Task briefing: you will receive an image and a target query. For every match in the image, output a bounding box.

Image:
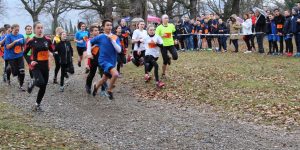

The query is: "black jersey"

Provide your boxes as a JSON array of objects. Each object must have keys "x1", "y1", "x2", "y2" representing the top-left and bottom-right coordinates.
[{"x1": 25, "y1": 36, "x2": 53, "y2": 62}]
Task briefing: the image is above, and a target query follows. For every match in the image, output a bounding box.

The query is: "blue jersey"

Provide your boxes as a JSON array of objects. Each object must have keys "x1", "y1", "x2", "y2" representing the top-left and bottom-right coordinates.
[
  {"x1": 75, "y1": 30, "x2": 89, "y2": 47},
  {"x1": 4, "y1": 33, "x2": 25, "y2": 60},
  {"x1": 90, "y1": 34, "x2": 121, "y2": 67}
]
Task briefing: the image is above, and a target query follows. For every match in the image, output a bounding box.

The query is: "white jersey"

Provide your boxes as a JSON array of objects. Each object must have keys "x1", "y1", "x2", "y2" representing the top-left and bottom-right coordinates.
[
  {"x1": 132, "y1": 29, "x2": 147, "y2": 51},
  {"x1": 144, "y1": 34, "x2": 163, "y2": 58}
]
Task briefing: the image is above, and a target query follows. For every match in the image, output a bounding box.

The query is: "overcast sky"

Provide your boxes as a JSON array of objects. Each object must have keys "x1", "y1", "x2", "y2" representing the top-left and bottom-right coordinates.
[{"x1": 0, "y1": 0, "x2": 81, "y2": 34}]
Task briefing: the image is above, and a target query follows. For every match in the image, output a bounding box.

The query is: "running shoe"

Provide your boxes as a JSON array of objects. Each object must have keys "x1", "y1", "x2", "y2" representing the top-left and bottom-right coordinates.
[
  {"x1": 244, "y1": 51, "x2": 252, "y2": 54},
  {"x1": 32, "y1": 103, "x2": 43, "y2": 112},
  {"x1": 92, "y1": 84, "x2": 98, "y2": 97},
  {"x1": 127, "y1": 55, "x2": 133, "y2": 63},
  {"x1": 59, "y1": 86, "x2": 64, "y2": 92},
  {"x1": 85, "y1": 67, "x2": 90, "y2": 74},
  {"x1": 100, "y1": 91, "x2": 109, "y2": 97},
  {"x1": 27, "y1": 80, "x2": 34, "y2": 94},
  {"x1": 294, "y1": 52, "x2": 300, "y2": 57},
  {"x1": 65, "y1": 73, "x2": 69, "y2": 79},
  {"x1": 287, "y1": 52, "x2": 293, "y2": 57},
  {"x1": 85, "y1": 85, "x2": 91, "y2": 94},
  {"x1": 107, "y1": 91, "x2": 114, "y2": 100},
  {"x1": 156, "y1": 81, "x2": 165, "y2": 88},
  {"x1": 144, "y1": 74, "x2": 151, "y2": 82},
  {"x1": 53, "y1": 78, "x2": 58, "y2": 84},
  {"x1": 19, "y1": 85, "x2": 26, "y2": 92}
]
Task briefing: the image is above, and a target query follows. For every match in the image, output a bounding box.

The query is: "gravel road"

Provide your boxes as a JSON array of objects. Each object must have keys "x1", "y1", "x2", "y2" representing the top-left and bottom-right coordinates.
[{"x1": 1, "y1": 66, "x2": 300, "y2": 150}]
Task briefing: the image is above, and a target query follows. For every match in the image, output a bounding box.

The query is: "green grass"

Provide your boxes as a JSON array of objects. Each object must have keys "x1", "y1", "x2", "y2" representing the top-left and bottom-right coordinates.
[
  {"x1": 0, "y1": 102, "x2": 99, "y2": 149},
  {"x1": 121, "y1": 51, "x2": 300, "y2": 128}
]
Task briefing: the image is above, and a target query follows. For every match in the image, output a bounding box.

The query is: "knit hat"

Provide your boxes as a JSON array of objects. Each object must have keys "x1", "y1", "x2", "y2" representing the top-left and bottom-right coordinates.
[{"x1": 293, "y1": 7, "x2": 299, "y2": 13}]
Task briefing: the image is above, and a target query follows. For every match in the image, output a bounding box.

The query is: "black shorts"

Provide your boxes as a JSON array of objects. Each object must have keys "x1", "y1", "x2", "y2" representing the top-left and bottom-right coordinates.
[
  {"x1": 8, "y1": 57, "x2": 25, "y2": 76},
  {"x1": 77, "y1": 46, "x2": 86, "y2": 56}
]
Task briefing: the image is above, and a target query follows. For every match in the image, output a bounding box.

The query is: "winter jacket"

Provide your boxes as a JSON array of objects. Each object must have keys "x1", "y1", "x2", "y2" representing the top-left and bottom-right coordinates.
[
  {"x1": 54, "y1": 40, "x2": 73, "y2": 65},
  {"x1": 274, "y1": 14, "x2": 285, "y2": 34},
  {"x1": 242, "y1": 19, "x2": 253, "y2": 35}
]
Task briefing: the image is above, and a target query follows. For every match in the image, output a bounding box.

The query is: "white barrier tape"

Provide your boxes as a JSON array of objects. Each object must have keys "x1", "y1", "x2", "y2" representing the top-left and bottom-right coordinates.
[{"x1": 175, "y1": 32, "x2": 295, "y2": 36}]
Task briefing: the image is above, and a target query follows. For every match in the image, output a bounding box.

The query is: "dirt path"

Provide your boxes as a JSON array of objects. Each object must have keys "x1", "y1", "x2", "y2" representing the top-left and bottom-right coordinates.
[{"x1": 1, "y1": 66, "x2": 300, "y2": 150}]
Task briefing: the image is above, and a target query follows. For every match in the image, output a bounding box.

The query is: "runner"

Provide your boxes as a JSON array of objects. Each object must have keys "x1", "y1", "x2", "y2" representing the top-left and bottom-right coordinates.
[
  {"x1": 75, "y1": 22, "x2": 88, "y2": 69},
  {"x1": 4, "y1": 24, "x2": 26, "y2": 90},
  {"x1": 131, "y1": 21, "x2": 147, "y2": 67},
  {"x1": 23, "y1": 25, "x2": 35, "y2": 79},
  {"x1": 155, "y1": 14, "x2": 178, "y2": 78},
  {"x1": 89, "y1": 19, "x2": 122, "y2": 100},
  {"x1": 144, "y1": 25, "x2": 165, "y2": 88},
  {"x1": 54, "y1": 31, "x2": 73, "y2": 92},
  {"x1": 53, "y1": 27, "x2": 66, "y2": 84},
  {"x1": 120, "y1": 19, "x2": 130, "y2": 55},
  {"x1": 115, "y1": 25, "x2": 125, "y2": 75},
  {"x1": 0, "y1": 27, "x2": 7, "y2": 82},
  {"x1": 2, "y1": 24, "x2": 12, "y2": 84},
  {"x1": 86, "y1": 24, "x2": 108, "y2": 96},
  {"x1": 26, "y1": 22, "x2": 54, "y2": 112}
]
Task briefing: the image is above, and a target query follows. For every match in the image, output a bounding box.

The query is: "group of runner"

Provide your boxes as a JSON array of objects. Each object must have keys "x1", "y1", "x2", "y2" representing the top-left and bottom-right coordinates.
[{"x1": 0, "y1": 14, "x2": 178, "y2": 112}]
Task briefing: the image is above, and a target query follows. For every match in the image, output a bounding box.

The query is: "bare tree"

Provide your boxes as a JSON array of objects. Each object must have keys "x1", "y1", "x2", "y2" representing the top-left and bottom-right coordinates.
[
  {"x1": 63, "y1": 0, "x2": 114, "y2": 19},
  {"x1": 44, "y1": 0, "x2": 71, "y2": 34},
  {"x1": 129, "y1": 0, "x2": 147, "y2": 20},
  {"x1": 20, "y1": 0, "x2": 52, "y2": 22}
]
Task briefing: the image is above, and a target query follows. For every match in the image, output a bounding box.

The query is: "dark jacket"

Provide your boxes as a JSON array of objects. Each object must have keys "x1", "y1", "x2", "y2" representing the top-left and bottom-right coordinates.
[
  {"x1": 283, "y1": 16, "x2": 292, "y2": 35},
  {"x1": 55, "y1": 40, "x2": 73, "y2": 65},
  {"x1": 255, "y1": 14, "x2": 266, "y2": 33},
  {"x1": 291, "y1": 14, "x2": 300, "y2": 33},
  {"x1": 182, "y1": 21, "x2": 193, "y2": 34},
  {"x1": 274, "y1": 14, "x2": 285, "y2": 34},
  {"x1": 217, "y1": 22, "x2": 229, "y2": 34}
]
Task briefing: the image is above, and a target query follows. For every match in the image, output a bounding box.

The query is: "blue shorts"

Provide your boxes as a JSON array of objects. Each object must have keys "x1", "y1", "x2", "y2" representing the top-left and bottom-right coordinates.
[{"x1": 99, "y1": 62, "x2": 115, "y2": 78}]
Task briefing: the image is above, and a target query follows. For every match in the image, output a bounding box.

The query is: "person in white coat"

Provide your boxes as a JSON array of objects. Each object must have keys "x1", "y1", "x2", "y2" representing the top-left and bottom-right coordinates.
[{"x1": 242, "y1": 13, "x2": 253, "y2": 53}]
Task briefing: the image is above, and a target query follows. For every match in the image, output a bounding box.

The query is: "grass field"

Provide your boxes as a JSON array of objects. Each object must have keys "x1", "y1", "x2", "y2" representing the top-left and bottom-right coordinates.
[
  {"x1": 121, "y1": 50, "x2": 300, "y2": 129},
  {"x1": 0, "y1": 101, "x2": 98, "y2": 149}
]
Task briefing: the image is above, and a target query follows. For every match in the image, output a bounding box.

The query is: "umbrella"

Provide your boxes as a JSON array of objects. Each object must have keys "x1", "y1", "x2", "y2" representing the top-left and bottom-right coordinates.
[
  {"x1": 147, "y1": 15, "x2": 161, "y2": 23},
  {"x1": 131, "y1": 18, "x2": 144, "y2": 22},
  {"x1": 236, "y1": 17, "x2": 244, "y2": 23},
  {"x1": 253, "y1": 7, "x2": 267, "y2": 17},
  {"x1": 122, "y1": 17, "x2": 131, "y2": 22}
]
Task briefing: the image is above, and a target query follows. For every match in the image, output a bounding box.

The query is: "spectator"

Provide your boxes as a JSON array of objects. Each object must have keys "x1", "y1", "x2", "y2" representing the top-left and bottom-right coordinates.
[
  {"x1": 242, "y1": 13, "x2": 253, "y2": 53},
  {"x1": 229, "y1": 14, "x2": 242, "y2": 53},
  {"x1": 249, "y1": 10, "x2": 256, "y2": 51},
  {"x1": 175, "y1": 19, "x2": 185, "y2": 51},
  {"x1": 267, "y1": 13, "x2": 279, "y2": 55},
  {"x1": 274, "y1": 8, "x2": 285, "y2": 55},
  {"x1": 183, "y1": 17, "x2": 194, "y2": 51},
  {"x1": 217, "y1": 18, "x2": 228, "y2": 52},
  {"x1": 291, "y1": 7, "x2": 300, "y2": 57},
  {"x1": 283, "y1": 10, "x2": 293, "y2": 57},
  {"x1": 195, "y1": 20, "x2": 202, "y2": 50},
  {"x1": 255, "y1": 9, "x2": 266, "y2": 54}
]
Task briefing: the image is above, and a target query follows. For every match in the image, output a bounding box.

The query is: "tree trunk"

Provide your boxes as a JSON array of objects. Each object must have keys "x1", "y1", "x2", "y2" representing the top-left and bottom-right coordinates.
[
  {"x1": 32, "y1": 13, "x2": 39, "y2": 22},
  {"x1": 52, "y1": 15, "x2": 59, "y2": 34},
  {"x1": 166, "y1": 0, "x2": 173, "y2": 17},
  {"x1": 231, "y1": 0, "x2": 240, "y2": 16},
  {"x1": 103, "y1": 0, "x2": 113, "y2": 19},
  {"x1": 129, "y1": 0, "x2": 147, "y2": 21},
  {"x1": 189, "y1": 0, "x2": 197, "y2": 19}
]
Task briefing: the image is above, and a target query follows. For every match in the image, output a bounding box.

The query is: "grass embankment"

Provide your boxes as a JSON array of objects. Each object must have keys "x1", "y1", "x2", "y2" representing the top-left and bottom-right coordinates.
[{"x1": 121, "y1": 51, "x2": 300, "y2": 129}]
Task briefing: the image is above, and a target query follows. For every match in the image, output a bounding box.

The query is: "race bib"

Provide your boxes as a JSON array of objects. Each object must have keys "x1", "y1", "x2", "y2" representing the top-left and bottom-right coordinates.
[
  {"x1": 14, "y1": 45, "x2": 22, "y2": 54},
  {"x1": 109, "y1": 35, "x2": 118, "y2": 41},
  {"x1": 83, "y1": 36, "x2": 89, "y2": 42},
  {"x1": 37, "y1": 51, "x2": 49, "y2": 61},
  {"x1": 148, "y1": 42, "x2": 157, "y2": 48},
  {"x1": 205, "y1": 29, "x2": 209, "y2": 34},
  {"x1": 277, "y1": 24, "x2": 283, "y2": 29},
  {"x1": 163, "y1": 33, "x2": 172, "y2": 38},
  {"x1": 92, "y1": 46, "x2": 99, "y2": 56}
]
